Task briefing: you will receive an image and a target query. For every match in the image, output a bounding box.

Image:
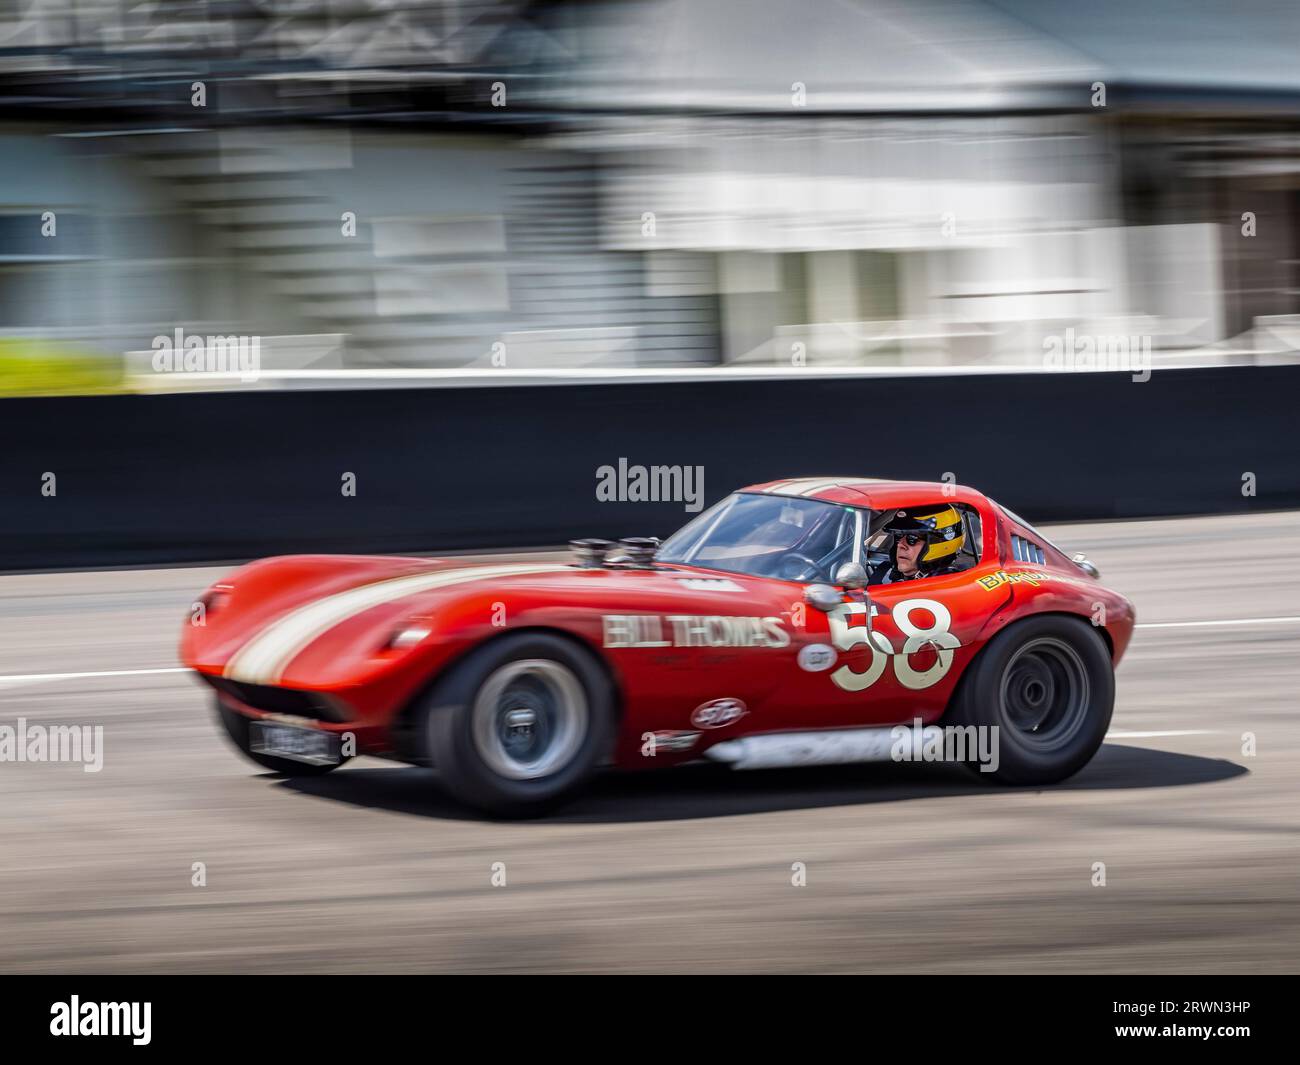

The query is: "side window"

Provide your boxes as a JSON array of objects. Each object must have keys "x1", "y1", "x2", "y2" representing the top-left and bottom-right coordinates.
[
  {"x1": 954, "y1": 507, "x2": 982, "y2": 570},
  {"x1": 867, "y1": 502, "x2": 982, "y2": 584}
]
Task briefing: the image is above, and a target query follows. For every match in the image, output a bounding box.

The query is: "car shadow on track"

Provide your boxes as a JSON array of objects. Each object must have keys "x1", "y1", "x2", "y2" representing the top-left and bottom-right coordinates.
[{"x1": 275, "y1": 743, "x2": 1247, "y2": 824}]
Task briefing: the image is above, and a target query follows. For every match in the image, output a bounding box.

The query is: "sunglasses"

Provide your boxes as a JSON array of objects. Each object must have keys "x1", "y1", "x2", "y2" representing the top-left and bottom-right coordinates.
[{"x1": 896, "y1": 532, "x2": 927, "y2": 546}]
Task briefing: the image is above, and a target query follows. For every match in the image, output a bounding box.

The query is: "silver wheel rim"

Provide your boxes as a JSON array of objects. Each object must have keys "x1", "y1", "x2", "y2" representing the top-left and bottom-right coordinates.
[
  {"x1": 998, "y1": 636, "x2": 1091, "y2": 751},
  {"x1": 471, "y1": 659, "x2": 589, "y2": 780}
]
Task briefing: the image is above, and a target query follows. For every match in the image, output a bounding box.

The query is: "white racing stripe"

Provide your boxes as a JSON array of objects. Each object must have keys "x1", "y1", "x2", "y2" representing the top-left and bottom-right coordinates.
[
  {"x1": 763, "y1": 477, "x2": 860, "y2": 498},
  {"x1": 763, "y1": 477, "x2": 825, "y2": 495},
  {"x1": 798, "y1": 479, "x2": 853, "y2": 496},
  {"x1": 223, "y1": 563, "x2": 566, "y2": 685}
]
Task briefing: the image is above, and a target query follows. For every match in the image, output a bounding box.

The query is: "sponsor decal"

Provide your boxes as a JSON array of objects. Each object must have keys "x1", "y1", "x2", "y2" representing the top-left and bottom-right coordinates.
[
  {"x1": 602, "y1": 614, "x2": 790, "y2": 649},
  {"x1": 977, "y1": 570, "x2": 1053, "y2": 591},
  {"x1": 691, "y1": 697, "x2": 748, "y2": 729},
  {"x1": 675, "y1": 577, "x2": 744, "y2": 592},
  {"x1": 648, "y1": 730, "x2": 700, "y2": 753},
  {"x1": 797, "y1": 643, "x2": 837, "y2": 672}
]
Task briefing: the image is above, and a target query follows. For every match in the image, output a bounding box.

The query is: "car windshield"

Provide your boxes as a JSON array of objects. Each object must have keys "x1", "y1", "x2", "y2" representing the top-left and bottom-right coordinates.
[{"x1": 657, "y1": 492, "x2": 864, "y2": 582}]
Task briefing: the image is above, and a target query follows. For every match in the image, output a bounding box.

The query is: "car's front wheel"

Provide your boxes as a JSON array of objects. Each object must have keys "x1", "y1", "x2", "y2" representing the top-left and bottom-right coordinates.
[
  {"x1": 946, "y1": 615, "x2": 1114, "y2": 785},
  {"x1": 422, "y1": 633, "x2": 616, "y2": 816}
]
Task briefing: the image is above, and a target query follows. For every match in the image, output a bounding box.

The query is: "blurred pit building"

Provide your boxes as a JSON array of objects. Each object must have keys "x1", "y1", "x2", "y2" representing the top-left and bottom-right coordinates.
[{"x1": 2, "y1": 0, "x2": 1300, "y2": 382}]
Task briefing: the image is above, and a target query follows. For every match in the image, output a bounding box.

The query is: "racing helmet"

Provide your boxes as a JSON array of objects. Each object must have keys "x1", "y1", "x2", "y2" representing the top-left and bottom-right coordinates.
[{"x1": 889, "y1": 505, "x2": 965, "y2": 569}]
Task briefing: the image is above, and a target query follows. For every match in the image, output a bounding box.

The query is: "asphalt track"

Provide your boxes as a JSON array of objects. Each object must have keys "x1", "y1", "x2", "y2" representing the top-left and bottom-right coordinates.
[{"x1": 0, "y1": 511, "x2": 1297, "y2": 974}]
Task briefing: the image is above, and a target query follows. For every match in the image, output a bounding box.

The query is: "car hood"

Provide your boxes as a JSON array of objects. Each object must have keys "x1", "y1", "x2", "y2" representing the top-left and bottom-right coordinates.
[
  {"x1": 185, "y1": 554, "x2": 798, "y2": 688},
  {"x1": 186, "y1": 555, "x2": 558, "y2": 675}
]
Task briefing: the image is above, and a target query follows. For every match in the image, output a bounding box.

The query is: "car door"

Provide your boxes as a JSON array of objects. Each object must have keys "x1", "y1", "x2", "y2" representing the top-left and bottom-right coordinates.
[
  {"x1": 777, "y1": 500, "x2": 993, "y2": 729},
  {"x1": 855, "y1": 568, "x2": 985, "y2": 725}
]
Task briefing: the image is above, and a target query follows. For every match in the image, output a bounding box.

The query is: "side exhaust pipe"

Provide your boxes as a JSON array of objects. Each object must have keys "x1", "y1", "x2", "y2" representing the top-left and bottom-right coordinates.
[{"x1": 704, "y1": 726, "x2": 945, "y2": 771}]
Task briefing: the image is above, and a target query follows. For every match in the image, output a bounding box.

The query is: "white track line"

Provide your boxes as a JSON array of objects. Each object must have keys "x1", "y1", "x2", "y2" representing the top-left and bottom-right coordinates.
[
  {"x1": 1105, "y1": 729, "x2": 1219, "y2": 739},
  {"x1": 0, "y1": 667, "x2": 188, "y2": 687},
  {"x1": 1137, "y1": 616, "x2": 1300, "y2": 629}
]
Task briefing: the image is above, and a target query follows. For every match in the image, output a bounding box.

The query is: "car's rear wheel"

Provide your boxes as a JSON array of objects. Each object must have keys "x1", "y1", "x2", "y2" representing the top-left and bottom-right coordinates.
[
  {"x1": 946, "y1": 615, "x2": 1113, "y2": 785},
  {"x1": 423, "y1": 633, "x2": 615, "y2": 816},
  {"x1": 214, "y1": 697, "x2": 345, "y2": 777}
]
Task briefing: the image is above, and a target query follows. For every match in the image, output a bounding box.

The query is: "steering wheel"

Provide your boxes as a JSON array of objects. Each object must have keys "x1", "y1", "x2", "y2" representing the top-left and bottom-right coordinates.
[{"x1": 777, "y1": 551, "x2": 824, "y2": 582}]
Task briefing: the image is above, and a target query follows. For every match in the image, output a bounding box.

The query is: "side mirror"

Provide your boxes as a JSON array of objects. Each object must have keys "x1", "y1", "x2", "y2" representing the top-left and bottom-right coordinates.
[
  {"x1": 1071, "y1": 553, "x2": 1099, "y2": 578},
  {"x1": 834, "y1": 561, "x2": 869, "y2": 590},
  {"x1": 804, "y1": 562, "x2": 871, "y2": 614},
  {"x1": 803, "y1": 584, "x2": 842, "y2": 612}
]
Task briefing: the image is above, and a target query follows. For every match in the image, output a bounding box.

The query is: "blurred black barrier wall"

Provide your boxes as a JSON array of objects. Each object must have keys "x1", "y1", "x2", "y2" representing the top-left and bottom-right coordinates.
[{"x1": 2, "y1": 366, "x2": 1297, "y2": 570}]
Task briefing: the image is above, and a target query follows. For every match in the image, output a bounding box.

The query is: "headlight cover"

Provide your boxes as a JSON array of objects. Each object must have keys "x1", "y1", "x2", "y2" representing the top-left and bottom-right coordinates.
[{"x1": 383, "y1": 623, "x2": 432, "y2": 652}]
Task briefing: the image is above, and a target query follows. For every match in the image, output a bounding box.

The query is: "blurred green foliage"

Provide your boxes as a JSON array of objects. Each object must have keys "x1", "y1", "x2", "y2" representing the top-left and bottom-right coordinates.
[{"x1": 0, "y1": 340, "x2": 125, "y2": 396}]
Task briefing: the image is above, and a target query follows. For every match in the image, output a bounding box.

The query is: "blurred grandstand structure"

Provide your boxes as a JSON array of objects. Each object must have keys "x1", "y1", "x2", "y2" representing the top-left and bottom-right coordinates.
[{"x1": 3, "y1": 0, "x2": 1300, "y2": 383}]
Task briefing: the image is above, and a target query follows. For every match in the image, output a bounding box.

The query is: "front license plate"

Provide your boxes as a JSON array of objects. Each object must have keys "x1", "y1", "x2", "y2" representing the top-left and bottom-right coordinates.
[{"x1": 249, "y1": 721, "x2": 340, "y2": 766}]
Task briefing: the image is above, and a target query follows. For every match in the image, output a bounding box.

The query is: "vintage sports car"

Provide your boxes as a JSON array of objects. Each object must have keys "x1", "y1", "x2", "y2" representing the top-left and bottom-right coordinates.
[{"x1": 181, "y1": 478, "x2": 1135, "y2": 815}]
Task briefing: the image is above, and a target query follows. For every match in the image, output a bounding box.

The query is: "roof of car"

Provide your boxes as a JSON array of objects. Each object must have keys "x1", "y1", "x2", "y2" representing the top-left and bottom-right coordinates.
[{"x1": 741, "y1": 477, "x2": 988, "y2": 510}]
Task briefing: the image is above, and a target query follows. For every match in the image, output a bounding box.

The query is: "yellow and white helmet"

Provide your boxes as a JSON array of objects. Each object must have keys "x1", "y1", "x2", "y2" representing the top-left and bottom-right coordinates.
[{"x1": 890, "y1": 505, "x2": 965, "y2": 568}]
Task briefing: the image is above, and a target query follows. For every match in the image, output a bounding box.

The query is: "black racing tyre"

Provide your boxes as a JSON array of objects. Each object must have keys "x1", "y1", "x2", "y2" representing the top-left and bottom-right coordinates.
[
  {"x1": 214, "y1": 697, "x2": 345, "y2": 777},
  {"x1": 422, "y1": 632, "x2": 616, "y2": 817},
  {"x1": 946, "y1": 614, "x2": 1114, "y2": 786}
]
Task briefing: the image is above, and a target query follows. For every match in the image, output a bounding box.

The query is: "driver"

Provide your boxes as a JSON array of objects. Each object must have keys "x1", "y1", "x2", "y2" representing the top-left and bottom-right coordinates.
[{"x1": 870, "y1": 506, "x2": 965, "y2": 584}]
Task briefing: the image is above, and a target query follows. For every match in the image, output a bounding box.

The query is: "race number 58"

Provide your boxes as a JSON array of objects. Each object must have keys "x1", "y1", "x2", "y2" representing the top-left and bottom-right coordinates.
[{"x1": 827, "y1": 598, "x2": 960, "y2": 692}]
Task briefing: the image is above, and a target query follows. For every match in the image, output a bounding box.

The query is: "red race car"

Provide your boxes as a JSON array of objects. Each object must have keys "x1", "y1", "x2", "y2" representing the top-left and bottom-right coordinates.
[{"x1": 182, "y1": 478, "x2": 1135, "y2": 815}]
